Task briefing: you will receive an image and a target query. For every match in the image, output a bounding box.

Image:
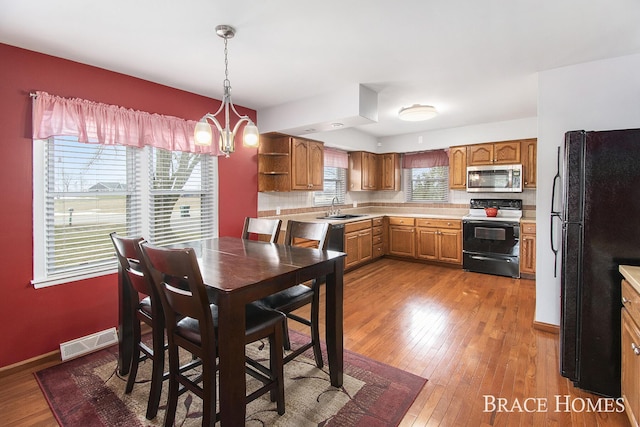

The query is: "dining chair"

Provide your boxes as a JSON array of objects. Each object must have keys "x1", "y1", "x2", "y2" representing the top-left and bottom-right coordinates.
[
  {"x1": 241, "y1": 217, "x2": 282, "y2": 243},
  {"x1": 138, "y1": 241, "x2": 286, "y2": 427},
  {"x1": 109, "y1": 232, "x2": 165, "y2": 420},
  {"x1": 259, "y1": 220, "x2": 330, "y2": 368}
]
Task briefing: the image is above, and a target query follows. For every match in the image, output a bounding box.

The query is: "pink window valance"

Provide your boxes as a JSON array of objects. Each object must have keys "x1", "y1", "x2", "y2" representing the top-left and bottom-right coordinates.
[
  {"x1": 324, "y1": 147, "x2": 349, "y2": 169},
  {"x1": 402, "y1": 149, "x2": 449, "y2": 169},
  {"x1": 32, "y1": 91, "x2": 223, "y2": 155}
]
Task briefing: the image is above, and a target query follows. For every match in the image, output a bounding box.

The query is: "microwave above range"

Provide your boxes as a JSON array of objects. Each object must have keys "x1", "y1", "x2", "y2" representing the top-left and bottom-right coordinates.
[{"x1": 466, "y1": 164, "x2": 522, "y2": 193}]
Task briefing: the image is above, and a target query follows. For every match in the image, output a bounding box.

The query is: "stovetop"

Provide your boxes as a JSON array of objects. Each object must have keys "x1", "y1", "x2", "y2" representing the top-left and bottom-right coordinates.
[{"x1": 463, "y1": 198, "x2": 523, "y2": 223}]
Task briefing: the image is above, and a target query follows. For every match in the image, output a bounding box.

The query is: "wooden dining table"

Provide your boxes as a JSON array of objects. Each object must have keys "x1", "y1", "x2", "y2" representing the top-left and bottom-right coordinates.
[{"x1": 117, "y1": 236, "x2": 345, "y2": 426}]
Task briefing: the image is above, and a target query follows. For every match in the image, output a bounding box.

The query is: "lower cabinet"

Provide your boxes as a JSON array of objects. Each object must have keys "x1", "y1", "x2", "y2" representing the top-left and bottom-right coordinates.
[
  {"x1": 415, "y1": 219, "x2": 462, "y2": 265},
  {"x1": 622, "y1": 277, "x2": 640, "y2": 427},
  {"x1": 388, "y1": 217, "x2": 416, "y2": 258},
  {"x1": 344, "y1": 219, "x2": 373, "y2": 270},
  {"x1": 520, "y1": 221, "x2": 536, "y2": 277},
  {"x1": 372, "y1": 217, "x2": 384, "y2": 259}
]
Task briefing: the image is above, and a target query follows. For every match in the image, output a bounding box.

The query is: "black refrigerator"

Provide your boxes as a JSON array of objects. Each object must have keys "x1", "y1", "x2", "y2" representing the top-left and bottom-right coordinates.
[{"x1": 551, "y1": 128, "x2": 640, "y2": 397}]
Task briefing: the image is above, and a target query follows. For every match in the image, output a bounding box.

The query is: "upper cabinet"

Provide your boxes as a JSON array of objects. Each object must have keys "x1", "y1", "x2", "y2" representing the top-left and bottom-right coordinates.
[
  {"x1": 258, "y1": 133, "x2": 324, "y2": 192},
  {"x1": 349, "y1": 151, "x2": 401, "y2": 191},
  {"x1": 521, "y1": 138, "x2": 537, "y2": 189},
  {"x1": 448, "y1": 146, "x2": 467, "y2": 189},
  {"x1": 467, "y1": 140, "x2": 521, "y2": 166},
  {"x1": 378, "y1": 153, "x2": 401, "y2": 191}
]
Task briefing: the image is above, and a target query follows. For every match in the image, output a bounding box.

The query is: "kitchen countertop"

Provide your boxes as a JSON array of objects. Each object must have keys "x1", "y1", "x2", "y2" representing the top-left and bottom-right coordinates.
[{"x1": 620, "y1": 265, "x2": 640, "y2": 294}]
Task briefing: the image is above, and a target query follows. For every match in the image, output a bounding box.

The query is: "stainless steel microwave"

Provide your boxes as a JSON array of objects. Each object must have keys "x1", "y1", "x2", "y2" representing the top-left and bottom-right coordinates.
[{"x1": 466, "y1": 164, "x2": 522, "y2": 192}]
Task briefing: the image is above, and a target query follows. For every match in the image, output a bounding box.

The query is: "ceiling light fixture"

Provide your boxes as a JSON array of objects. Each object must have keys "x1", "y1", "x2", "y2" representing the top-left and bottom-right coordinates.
[
  {"x1": 194, "y1": 25, "x2": 259, "y2": 156},
  {"x1": 398, "y1": 104, "x2": 438, "y2": 122}
]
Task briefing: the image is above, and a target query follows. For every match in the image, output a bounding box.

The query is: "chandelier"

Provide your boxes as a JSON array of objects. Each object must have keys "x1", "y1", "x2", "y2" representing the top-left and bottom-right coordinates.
[{"x1": 194, "y1": 25, "x2": 259, "y2": 156}]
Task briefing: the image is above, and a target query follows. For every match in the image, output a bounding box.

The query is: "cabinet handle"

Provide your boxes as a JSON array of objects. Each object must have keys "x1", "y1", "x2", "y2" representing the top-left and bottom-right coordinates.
[
  {"x1": 623, "y1": 297, "x2": 630, "y2": 304},
  {"x1": 632, "y1": 343, "x2": 640, "y2": 356}
]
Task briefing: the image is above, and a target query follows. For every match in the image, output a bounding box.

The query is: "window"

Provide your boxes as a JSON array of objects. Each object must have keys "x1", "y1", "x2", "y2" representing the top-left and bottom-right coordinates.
[
  {"x1": 404, "y1": 166, "x2": 449, "y2": 202},
  {"x1": 33, "y1": 136, "x2": 217, "y2": 288},
  {"x1": 314, "y1": 166, "x2": 346, "y2": 206}
]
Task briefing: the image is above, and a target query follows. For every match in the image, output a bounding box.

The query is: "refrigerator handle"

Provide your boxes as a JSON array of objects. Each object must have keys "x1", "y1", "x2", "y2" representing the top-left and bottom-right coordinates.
[{"x1": 550, "y1": 146, "x2": 561, "y2": 277}]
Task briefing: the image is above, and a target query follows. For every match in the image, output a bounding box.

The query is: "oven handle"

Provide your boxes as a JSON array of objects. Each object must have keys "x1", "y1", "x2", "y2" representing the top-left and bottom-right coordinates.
[
  {"x1": 463, "y1": 220, "x2": 520, "y2": 228},
  {"x1": 469, "y1": 255, "x2": 512, "y2": 262}
]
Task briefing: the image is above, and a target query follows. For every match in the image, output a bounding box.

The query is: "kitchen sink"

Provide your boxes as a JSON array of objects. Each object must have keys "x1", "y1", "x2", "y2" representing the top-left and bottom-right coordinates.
[{"x1": 317, "y1": 214, "x2": 367, "y2": 220}]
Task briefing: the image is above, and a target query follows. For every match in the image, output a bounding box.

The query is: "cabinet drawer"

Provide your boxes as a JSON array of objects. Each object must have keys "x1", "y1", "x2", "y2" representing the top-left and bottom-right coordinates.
[
  {"x1": 372, "y1": 217, "x2": 383, "y2": 227},
  {"x1": 415, "y1": 218, "x2": 461, "y2": 229},
  {"x1": 344, "y1": 219, "x2": 372, "y2": 233},
  {"x1": 522, "y1": 222, "x2": 537, "y2": 234},
  {"x1": 372, "y1": 226, "x2": 383, "y2": 236},
  {"x1": 372, "y1": 234, "x2": 383, "y2": 245},
  {"x1": 373, "y1": 243, "x2": 384, "y2": 258},
  {"x1": 388, "y1": 217, "x2": 415, "y2": 226},
  {"x1": 623, "y1": 279, "x2": 640, "y2": 324}
]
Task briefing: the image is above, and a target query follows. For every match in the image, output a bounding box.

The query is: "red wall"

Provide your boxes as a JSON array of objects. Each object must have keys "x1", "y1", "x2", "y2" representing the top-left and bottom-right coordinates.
[{"x1": 0, "y1": 43, "x2": 258, "y2": 368}]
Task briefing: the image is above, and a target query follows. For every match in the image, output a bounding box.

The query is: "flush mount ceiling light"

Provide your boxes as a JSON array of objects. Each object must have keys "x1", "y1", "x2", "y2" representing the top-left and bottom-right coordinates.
[
  {"x1": 194, "y1": 25, "x2": 259, "y2": 156},
  {"x1": 398, "y1": 104, "x2": 438, "y2": 122}
]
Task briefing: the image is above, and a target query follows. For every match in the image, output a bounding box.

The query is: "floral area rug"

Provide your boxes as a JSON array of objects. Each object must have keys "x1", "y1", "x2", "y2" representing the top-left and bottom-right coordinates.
[{"x1": 35, "y1": 330, "x2": 426, "y2": 426}]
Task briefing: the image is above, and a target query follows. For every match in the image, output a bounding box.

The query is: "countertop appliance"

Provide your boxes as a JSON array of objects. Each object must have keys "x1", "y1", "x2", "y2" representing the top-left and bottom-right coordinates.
[
  {"x1": 466, "y1": 164, "x2": 522, "y2": 193},
  {"x1": 552, "y1": 128, "x2": 640, "y2": 398},
  {"x1": 462, "y1": 198, "x2": 522, "y2": 278}
]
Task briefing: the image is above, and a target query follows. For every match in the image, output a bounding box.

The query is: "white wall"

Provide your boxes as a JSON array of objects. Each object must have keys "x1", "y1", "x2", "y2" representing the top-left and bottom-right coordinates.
[{"x1": 536, "y1": 53, "x2": 640, "y2": 326}]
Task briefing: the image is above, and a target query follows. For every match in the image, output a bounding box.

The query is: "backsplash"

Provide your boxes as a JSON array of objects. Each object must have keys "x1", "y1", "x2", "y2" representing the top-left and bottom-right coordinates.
[{"x1": 258, "y1": 189, "x2": 536, "y2": 216}]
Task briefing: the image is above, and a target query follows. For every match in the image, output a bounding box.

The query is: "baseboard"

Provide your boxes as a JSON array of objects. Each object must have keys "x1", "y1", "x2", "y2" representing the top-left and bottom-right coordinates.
[
  {"x1": 0, "y1": 350, "x2": 61, "y2": 379},
  {"x1": 533, "y1": 321, "x2": 559, "y2": 334}
]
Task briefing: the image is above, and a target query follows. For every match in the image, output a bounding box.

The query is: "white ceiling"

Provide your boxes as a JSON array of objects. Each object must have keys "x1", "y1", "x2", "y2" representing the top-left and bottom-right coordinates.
[{"x1": 2, "y1": 0, "x2": 640, "y2": 138}]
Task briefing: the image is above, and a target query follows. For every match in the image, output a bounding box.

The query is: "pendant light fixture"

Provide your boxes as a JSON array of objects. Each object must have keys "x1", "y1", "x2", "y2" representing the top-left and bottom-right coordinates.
[
  {"x1": 194, "y1": 25, "x2": 259, "y2": 156},
  {"x1": 398, "y1": 104, "x2": 438, "y2": 121}
]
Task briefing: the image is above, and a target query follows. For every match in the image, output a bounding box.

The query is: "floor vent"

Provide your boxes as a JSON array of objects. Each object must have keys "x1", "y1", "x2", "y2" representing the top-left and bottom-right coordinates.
[{"x1": 60, "y1": 327, "x2": 118, "y2": 361}]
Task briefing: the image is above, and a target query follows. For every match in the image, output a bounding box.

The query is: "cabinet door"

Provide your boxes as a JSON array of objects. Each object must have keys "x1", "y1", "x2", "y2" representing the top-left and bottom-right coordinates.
[
  {"x1": 522, "y1": 138, "x2": 537, "y2": 188},
  {"x1": 362, "y1": 152, "x2": 377, "y2": 190},
  {"x1": 520, "y1": 234, "x2": 536, "y2": 274},
  {"x1": 308, "y1": 141, "x2": 324, "y2": 190},
  {"x1": 379, "y1": 153, "x2": 400, "y2": 191},
  {"x1": 439, "y1": 229, "x2": 462, "y2": 264},
  {"x1": 493, "y1": 141, "x2": 521, "y2": 164},
  {"x1": 344, "y1": 231, "x2": 361, "y2": 269},
  {"x1": 291, "y1": 138, "x2": 310, "y2": 190},
  {"x1": 416, "y1": 228, "x2": 438, "y2": 260},
  {"x1": 359, "y1": 228, "x2": 373, "y2": 263},
  {"x1": 622, "y1": 308, "x2": 640, "y2": 427},
  {"x1": 448, "y1": 146, "x2": 467, "y2": 189},
  {"x1": 467, "y1": 144, "x2": 494, "y2": 166},
  {"x1": 389, "y1": 226, "x2": 415, "y2": 257}
]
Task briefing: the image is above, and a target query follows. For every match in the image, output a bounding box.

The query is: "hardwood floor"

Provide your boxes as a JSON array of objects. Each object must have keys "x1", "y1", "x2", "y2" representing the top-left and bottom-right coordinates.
[{"x1": 0, "y1": 258, "x2": 631, "y2": 426}]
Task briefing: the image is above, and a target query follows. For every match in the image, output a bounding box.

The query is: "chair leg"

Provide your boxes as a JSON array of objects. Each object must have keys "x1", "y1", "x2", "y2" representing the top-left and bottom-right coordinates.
[
  {"x1": 125, "y1": 320, "x2": 142, "y2": 394},
  {"x1": 311, "y1": 289, "x2": 323, "y2": 368},
  {"x1": 282, "y1": 317, "x2": 292, "y2": 351},
  {"x1": 163, "y1": 344, "x2": 180, "y2": 427},
  {"x1": 270, "y1": 325, "x2": 285, "y2": 415},
  {"x1": 201, "y1": 361, "x2": 217, "y2": 427},
  {"x1": 145, "y1": 325, "x2": 165, "y2": 419}
]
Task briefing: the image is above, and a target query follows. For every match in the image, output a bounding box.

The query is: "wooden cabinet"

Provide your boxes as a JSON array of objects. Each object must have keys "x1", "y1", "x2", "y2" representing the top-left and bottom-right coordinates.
[
  {"x1": 348, "y1": 151, "x2": 377, "y2": 191},
  {"x1": 258, "y1": 133, "x2": 324, "y2": 192},
  {"x1": 521, "y1": 138, "x2": 537, "y2": 189},
  {"x1": 388, "y1": 217, "x2": 416, "y2": 257},
  {"x1": 344, "y1": 219, "x2": 373, "y2": 269},
  {"x1": 520, "y1": 221, "x2": 536, "y2": 277},
  {"x1": 622, "y1": 277, "x2": 640, "y2": 427},
  {"x1": 467, "y1": 140, "x2": 521, "y2": 166},
  {"x1": 291, "y1": 138, "x2": 324, "y2": 190},
  {"x1": 371, "y1": 217, "x2": 385, "y2": 258},
  {"x1": 448, "y1": 146, "x2": 467, "y2": 189},
  {"x1": 415, "y1": 218, "x2": 462, "y2": 265},
  {"x1": 349, "y1": 151, "x2": 401, "y2": 191},
  {"x1": 378, "y1": 153, "x2": 401, "y2": 191}
]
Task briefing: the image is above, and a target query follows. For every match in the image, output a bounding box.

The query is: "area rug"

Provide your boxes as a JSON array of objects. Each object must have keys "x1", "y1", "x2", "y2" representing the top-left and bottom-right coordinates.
[{"x1": 35, "y1": 330, "x2": 426, "y2": 426}]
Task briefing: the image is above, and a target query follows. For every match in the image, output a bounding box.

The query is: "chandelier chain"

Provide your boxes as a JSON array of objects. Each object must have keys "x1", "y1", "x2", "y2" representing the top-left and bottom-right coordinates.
[{"x1": 223, "y1": 37, "x2": 230, "y2": 88}]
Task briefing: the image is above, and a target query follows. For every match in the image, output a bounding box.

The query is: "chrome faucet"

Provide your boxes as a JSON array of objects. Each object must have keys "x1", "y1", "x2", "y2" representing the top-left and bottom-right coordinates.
[{"x1": 329, "y1": 196, "x2": 340, "y2": 216}]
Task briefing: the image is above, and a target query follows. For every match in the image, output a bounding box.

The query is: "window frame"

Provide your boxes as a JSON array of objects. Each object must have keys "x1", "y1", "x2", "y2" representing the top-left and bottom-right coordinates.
[{"x1": 403, "y1": 165, "x2": 450, "y2": 203}]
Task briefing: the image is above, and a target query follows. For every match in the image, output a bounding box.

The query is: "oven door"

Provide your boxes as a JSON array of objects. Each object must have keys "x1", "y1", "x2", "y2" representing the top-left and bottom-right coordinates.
[{"x1": 462, "y1": 220, "x2": 520, "y2": 257}]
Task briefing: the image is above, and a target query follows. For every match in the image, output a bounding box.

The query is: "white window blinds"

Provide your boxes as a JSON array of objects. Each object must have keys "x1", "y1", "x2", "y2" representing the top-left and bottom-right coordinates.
[{"x1": 403, "y1": 167, "x2": 450, "y2": 202}]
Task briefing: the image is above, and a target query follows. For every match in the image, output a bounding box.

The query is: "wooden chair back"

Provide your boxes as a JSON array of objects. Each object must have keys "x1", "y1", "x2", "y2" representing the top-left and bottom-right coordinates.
[
  {"x1": 110, "y1": 232, "x2": 152, "y2": 297},
  {"x1": 284, "y1": 221, "x2": 330, "y2": 250},
  {"x1": 242, "y1": 217, "x2": 282, "y2": 243},
  {"x1": 138, "y1": 242, "x2": 216, "y2": 356}
]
